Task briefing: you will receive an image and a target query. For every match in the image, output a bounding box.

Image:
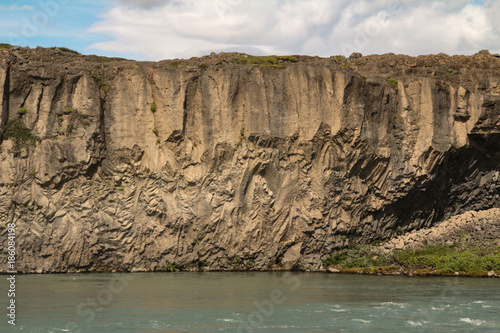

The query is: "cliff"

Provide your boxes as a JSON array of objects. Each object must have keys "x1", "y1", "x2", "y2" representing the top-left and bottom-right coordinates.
[{"x1": 0, "y1": 46, "x2": 499, "y2": 273}]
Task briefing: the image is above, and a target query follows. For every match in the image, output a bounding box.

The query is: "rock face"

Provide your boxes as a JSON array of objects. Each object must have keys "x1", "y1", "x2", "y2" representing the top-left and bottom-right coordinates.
[
  {"x1": 0, "y1": 47, "x2": 499, "y2": 273},
  {"x1": 381, "y1": 208, "x2": 500, "y2": 251}
]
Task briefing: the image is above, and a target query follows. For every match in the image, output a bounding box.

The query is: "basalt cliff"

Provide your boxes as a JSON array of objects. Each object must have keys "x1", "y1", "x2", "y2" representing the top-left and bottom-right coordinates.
[{"x1": 0, "y1": 47, "x2": 499, "y2": 273}]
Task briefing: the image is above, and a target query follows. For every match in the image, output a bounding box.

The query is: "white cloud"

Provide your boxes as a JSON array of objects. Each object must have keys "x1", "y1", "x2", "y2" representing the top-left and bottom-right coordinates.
[
  {"x1": 87, "y1": 0, "x2": 500, "y2": 60},
  {"x1": 0, "y1": 4, "x2": 35, "y2": 11}
]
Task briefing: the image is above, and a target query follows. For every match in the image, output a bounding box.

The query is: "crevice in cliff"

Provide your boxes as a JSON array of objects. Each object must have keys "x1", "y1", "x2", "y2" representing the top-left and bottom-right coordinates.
[
  {"x1": 182, "y1": 77, "x2": 198, "y2": 139},
  {"x1": 0, "y1": 65, "x2": 10, "y2": 142},
  {"x1": 20, "y1": 86, "x2": 32, "y2": 110},
  {"x1": 49, "y1": 78, "x2": 64, "y2": 136},
  {"x1": 33, "y1": 85, "x2": 44, "y2": 127}
]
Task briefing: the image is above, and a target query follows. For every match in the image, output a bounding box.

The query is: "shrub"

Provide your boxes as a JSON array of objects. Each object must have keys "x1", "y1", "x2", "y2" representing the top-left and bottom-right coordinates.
[
  {"x1": 17, "y1": 107, "x2": 27, "y2": 115},
  {"x1": 323, "y1": 243, "x2": 391, "y2": 268},
  {"x1": 165, "y1": 261, "x2": 180, "y2": 272},
  {"x1": 0, "y1": 43, "x2": 13, "y2": 50},
  {"x1": 334, "y1": 55, "x2": 346, "y2": 62},
  {"x1": 150, "y1": 103, "x2": 157, "y2": 113},
  {"x1": 62, "y1": 108, "x2": 92, "y2": 135},
  {"x1": 152, "y1": 128, "x2": 158, "y2": 135},
  {"x1": 3, "y1": 119, "x2": 41, "y2": 157},
  {"x1": 170, "y1": 60, "x2": 182, "y2": 67}
]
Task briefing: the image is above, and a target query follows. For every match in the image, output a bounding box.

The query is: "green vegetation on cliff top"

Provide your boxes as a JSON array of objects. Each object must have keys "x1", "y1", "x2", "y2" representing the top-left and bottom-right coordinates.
[{"x1": 232, "y1": 55, "x2": 298, "y2": 69}]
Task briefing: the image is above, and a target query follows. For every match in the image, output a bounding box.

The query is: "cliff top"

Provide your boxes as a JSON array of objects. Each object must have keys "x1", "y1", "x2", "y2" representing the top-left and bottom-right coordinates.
[{"x1": 2, "y1": 44, "x2": 500, "y2": 89}]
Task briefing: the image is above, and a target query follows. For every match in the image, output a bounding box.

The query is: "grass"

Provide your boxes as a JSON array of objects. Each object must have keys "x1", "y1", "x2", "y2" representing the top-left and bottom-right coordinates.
[
  {"x1": 233, "y1": 55, "x2": 278, "y2": 65},
  {"x1": 0, "y1": 43, "x2": 12, "y2": 50},
  {"x1": 277, "y1": 56, "x2": 298, "y2": 62},
  {"x1": 323, "y1": 243, "x2": 392, "y2": 268},
  {"x1": 324, "y1": 243, "x2": 500, "y2": 277},
  {"x1": 395, "y1": 245, "x2": 500, "y2": 274},
  {"x1": 234, "y1": 128, "x2": 245, "y2": 151},
  {"x1": 2, "y1": 119, "x2": 41, "y2": 157},
  {"x1": 91, "y1": 74, "x2": 110, "y2": 93},
  {"x1": 232, "y1": 55, "x2": 287, "y2": 69},
  {"x1": 387, "y1": 79, "x2": 399, "y2": 90},
  {"x1": 170, "y1": 60, "x2": 182, "y2": 67}
]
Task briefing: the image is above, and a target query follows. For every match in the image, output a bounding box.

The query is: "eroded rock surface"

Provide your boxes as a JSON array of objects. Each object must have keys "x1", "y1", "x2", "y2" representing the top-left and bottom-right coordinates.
[
  {"x1": 0, "y1": 47, "x2": 499, "y2": 273},
  {"x1": 382, "y1": 208, "x2": 500, "y2": 251}
]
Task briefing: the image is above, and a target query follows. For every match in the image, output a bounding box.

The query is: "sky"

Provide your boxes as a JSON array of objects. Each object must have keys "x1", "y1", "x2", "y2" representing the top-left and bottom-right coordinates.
[{"x1": 1, "y1": 0, "x2": 499, "y2": 61}]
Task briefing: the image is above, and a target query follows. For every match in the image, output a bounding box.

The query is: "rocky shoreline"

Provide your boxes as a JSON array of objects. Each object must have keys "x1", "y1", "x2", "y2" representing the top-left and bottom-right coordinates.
[
  {"x1": 325, "y1": 266, "x2": 499, "y2": 278},
  {"x1": 322, "y1": 209, "x2": 500, "y2": 278}
]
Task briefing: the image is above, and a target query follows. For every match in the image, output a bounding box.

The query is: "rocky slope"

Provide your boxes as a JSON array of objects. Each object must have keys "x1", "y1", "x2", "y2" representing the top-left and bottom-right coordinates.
[
  {"x1": 0, "y1": 46, "x2": 499, "y2": 273},
  {"x1": 381, "y1": 208, "x2": 500, "y2": 251}
]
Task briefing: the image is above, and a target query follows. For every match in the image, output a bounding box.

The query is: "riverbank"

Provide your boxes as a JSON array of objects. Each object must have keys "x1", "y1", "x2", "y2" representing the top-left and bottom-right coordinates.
[{"x1": 323, "y1": 243, "x2": 500, "y2": 278}]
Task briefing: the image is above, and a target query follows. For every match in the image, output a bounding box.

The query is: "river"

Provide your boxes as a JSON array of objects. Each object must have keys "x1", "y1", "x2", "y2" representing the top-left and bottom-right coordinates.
[{"x1": 2, "y1": 272, "x2": 499, "y2": 332}]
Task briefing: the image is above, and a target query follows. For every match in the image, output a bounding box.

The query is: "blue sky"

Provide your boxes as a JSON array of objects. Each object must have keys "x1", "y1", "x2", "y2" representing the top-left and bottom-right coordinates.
[{"x1": 1, "y1": 0, "x2": 499, "y2": 61}]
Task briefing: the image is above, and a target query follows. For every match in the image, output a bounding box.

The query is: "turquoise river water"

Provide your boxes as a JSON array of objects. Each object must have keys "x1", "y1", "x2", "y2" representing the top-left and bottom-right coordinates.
[{"x1": 1, "y1": 272, "x2": 499, "y2": 332}]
